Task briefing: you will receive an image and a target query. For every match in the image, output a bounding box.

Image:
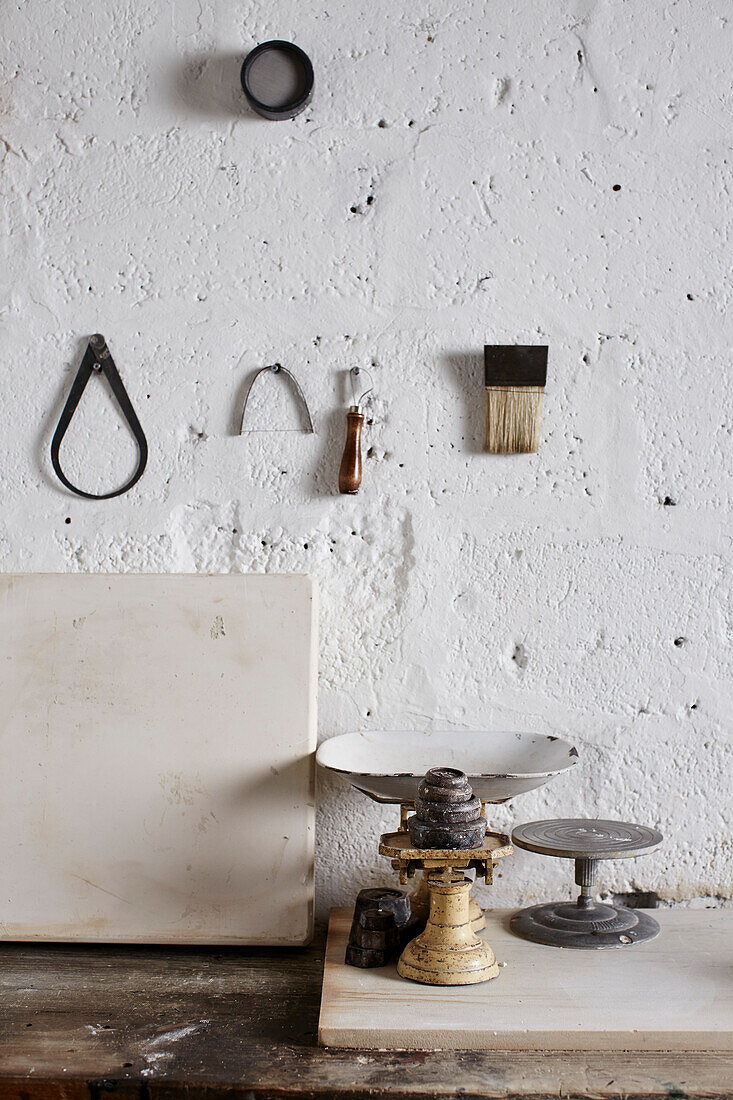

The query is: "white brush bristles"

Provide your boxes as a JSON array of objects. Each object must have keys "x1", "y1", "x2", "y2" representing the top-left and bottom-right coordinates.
[{"x1": 485, "y1": 386, "x2": 544, "y2": 454}]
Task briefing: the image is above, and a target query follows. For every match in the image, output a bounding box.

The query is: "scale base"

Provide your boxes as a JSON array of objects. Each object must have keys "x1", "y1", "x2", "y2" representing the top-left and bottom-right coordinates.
[
  {"x1": 510, "y1": 899, "x2": 660, "y2": 949},
  {"x1": 379, "y1": 829, "x2": 512, "y2": 985},
  {"x1": 398, "y1": 934, "x2": 499, "y2": 985},
  {"x1": 398, "y1": 873, "x2": 499, "y2": 985}
]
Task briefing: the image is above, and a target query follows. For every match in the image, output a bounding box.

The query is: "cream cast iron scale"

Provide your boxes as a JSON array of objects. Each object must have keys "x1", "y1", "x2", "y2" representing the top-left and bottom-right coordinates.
[
  {"x1": 510, "y1": 818, "x2": 663, "y2": 949},
  {"x1": 380, "y1": 769, "x2": 513, "y2": 986}
]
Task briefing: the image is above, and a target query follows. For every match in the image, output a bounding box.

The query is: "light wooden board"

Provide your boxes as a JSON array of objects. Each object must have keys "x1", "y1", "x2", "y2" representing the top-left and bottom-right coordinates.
[
  {"x1": 319, "y1": 907, "x2": 733, "y2": 1051},
  {"x1": 0, "y1": 573, "x2": 317, "y2": 945}
]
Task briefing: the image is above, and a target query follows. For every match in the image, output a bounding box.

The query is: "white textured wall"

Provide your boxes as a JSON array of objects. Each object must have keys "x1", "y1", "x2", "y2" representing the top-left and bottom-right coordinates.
[{"x1": 2, "y1": 1, "x2": 731, "y2": 916}]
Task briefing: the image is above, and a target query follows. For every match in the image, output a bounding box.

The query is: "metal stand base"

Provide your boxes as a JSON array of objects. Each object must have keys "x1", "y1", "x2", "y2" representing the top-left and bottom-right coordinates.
[
  {"x1": 510, "y1": 899, "x2": 660, "y2": 949},
  {"x1": 509, "y1": 824, "x2": 665, "y2": 950}
]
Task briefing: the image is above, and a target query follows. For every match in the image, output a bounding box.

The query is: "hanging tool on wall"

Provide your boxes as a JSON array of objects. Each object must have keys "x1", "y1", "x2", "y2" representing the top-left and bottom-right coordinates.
[
  {"x1": 484, "y1": 345, "x2": 548, "y2": 454},
  {"x1": 240, "y1": 40, "x2": 314, "y2": 121},
  {"x1": 239, "y1": 364, "x2": 314, "y2": 434},
  {"x1": 338, "y1": 366, "x2": 373, "y2": 495},
  {"x1": 50, "y1": 334, "x2": 148, "y2": 499}
]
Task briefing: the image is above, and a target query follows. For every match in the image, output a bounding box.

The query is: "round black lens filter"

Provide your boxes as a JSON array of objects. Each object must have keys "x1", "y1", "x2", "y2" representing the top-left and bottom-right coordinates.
[{"x1": 241, "y1": 40, "x2": 313, "y2": 121}]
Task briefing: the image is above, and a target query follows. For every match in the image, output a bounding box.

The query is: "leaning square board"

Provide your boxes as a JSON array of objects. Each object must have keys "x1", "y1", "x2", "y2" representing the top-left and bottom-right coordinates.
[{"x1": 0, "y1": 573, "x2": 317, "y2": 945}]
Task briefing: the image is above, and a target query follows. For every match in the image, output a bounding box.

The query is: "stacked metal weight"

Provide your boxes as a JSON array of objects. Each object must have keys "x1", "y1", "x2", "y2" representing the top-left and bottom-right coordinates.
[
  {"x1": 408, "y1": 767, "x2": 487, "y2": 849},
  {"x1": 345, "y1": 887, "x2": 412, "y2": 968}
]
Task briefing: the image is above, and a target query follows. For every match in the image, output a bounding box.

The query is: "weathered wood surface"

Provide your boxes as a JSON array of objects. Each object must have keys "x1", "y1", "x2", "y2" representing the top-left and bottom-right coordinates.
[{"x1": 1, "y1": 929, "x2": 732, "y2": 1099}]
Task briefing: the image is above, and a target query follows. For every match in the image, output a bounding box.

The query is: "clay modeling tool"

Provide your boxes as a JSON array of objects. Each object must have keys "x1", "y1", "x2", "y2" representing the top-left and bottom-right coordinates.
[
  {"x1": 510, "y1": 818, "x2": 663, "y2": 948},
  {"x1": 484, "y1": 344, "x2": 547, "y2": 454},
  {"x1": 50, "y1": 334, "x2": 148, "y2": 499},
  {"x1": 338, "y1": 366, "x2": 372, "y2": 494},
  {"x1": 379, "y1": 767, "x2": 513, "y2": 986},
  {"x1": 239, "y1": 364, "x2": 314, "y2": 433},
  {"x1": 240, "y1": 41, "x2": 314, "y2": 120}
]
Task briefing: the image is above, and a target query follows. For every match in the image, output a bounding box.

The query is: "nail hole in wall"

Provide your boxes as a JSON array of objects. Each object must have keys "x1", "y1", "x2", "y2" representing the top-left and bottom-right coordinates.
[{"x1": 511, "y1": 643, "x2": 528, "y2": 669}]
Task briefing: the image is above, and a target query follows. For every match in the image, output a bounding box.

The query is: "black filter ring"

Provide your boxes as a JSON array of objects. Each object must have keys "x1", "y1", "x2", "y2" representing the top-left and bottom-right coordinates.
[{"x1": 240, "y1": 40, "x2": 313, "y2": 120}]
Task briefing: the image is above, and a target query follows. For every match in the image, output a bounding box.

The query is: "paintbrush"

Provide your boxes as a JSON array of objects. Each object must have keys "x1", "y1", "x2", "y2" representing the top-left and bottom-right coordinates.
[{"x1": 484, "y1": 345, "x2": 548, "y2": 454}]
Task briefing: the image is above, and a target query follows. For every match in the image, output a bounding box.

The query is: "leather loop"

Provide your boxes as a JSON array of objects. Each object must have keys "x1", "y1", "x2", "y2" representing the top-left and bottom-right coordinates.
[{"x1": 50, "y1": 335, "x2": 148, "y2": 500}]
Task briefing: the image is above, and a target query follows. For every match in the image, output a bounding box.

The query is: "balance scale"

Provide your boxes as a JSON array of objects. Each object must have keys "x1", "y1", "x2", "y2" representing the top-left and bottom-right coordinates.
[
  {"x1": 379, "y1": 828, "x2": 512, "y2": 984},
  {"x1": 317, "y1": 729, "x2": 578, "y2": 985},
  {"x1": 317, "y1": 732, "x2": 733, "y2": 1052}
]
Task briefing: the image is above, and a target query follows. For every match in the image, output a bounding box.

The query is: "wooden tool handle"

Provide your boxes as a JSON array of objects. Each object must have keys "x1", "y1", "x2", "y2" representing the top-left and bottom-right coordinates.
[{"x1": 338, "y1": 410, "x2": 364, "y2": 494}]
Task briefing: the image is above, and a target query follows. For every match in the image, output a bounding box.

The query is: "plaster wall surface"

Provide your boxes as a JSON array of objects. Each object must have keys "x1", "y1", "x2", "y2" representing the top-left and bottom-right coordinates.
[{"x1": 1, "y1": 0, "x2": 731, "y2": 916}]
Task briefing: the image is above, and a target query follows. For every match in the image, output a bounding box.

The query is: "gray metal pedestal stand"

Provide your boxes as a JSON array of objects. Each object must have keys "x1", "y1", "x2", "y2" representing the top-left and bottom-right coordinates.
[{"x1": 510, "y1": 819, "x2": 663, "y2": 949}]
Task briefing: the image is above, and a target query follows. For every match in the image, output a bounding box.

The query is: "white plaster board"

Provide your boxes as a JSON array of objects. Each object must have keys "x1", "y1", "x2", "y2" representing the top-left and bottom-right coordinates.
[{"x1": 0, "y1": 573, "x2": 317, "y2": 944}]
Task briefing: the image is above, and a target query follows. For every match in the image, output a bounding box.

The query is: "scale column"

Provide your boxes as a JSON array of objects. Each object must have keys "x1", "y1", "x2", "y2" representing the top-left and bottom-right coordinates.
[{"x1": 397, "y1": 869, "x2": 499, "y2": 986}]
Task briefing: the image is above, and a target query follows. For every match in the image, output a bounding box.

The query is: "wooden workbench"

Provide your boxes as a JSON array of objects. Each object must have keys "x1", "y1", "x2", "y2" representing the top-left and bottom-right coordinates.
[{"x1": 1, "y1": 928, "x2": 731, "y2": 1100}]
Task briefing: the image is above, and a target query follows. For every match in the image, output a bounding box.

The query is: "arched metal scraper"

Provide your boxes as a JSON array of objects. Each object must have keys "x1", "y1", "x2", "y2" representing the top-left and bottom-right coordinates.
[{"x1": 239, "y1": 364, "x2": 314, "y2": 434}]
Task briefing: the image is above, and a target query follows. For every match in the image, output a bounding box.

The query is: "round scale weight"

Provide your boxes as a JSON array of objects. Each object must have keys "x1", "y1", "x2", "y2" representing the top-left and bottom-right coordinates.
[{"x1": 241, "y1": 41, "x2": 313, "y2": 121}]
